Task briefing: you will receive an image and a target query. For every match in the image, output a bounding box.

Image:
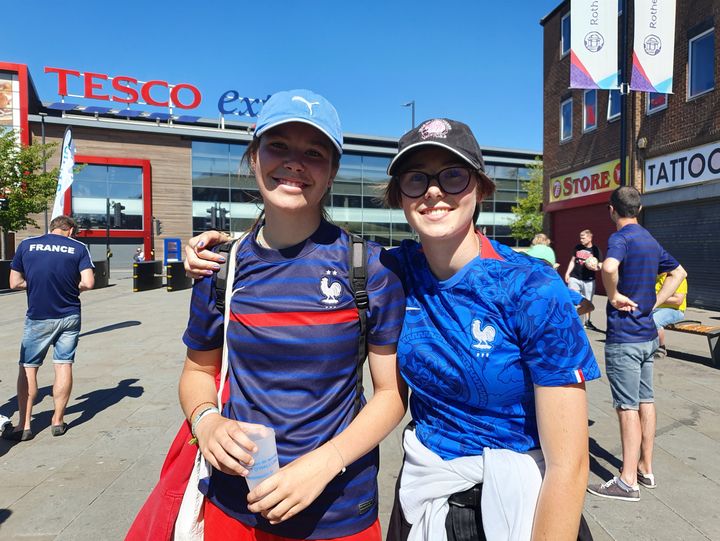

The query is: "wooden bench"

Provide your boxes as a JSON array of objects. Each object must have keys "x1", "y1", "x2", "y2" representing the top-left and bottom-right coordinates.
[{"x1": 665, "y1": 321, "x2": 720, "y2": 366}]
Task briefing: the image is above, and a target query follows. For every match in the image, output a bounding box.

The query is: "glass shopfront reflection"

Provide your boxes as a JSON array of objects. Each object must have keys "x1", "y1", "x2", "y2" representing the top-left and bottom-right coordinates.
[{"x1": 191, "y1": 141, "x2": 530, "y2": 247}]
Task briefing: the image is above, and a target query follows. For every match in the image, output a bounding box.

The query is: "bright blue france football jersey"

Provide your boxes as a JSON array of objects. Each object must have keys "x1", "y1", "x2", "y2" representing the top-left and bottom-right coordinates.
[{"x1": 391, "y1": 233, "x2": 600, "y2": 460}]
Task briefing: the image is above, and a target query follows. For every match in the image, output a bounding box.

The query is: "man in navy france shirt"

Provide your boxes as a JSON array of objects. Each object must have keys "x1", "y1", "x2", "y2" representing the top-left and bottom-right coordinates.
[
  {"x1": 4, "y1": 215, "x2": 94, "y2": 441},
  {"x1": 588, "y1": 187, "x2": 686, "y2": 502}
]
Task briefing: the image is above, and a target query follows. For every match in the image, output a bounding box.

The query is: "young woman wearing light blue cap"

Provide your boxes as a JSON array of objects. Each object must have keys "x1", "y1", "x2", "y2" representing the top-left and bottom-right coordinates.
[{"x1": 178, "y1": 89, "x2": 407, "y2": 540}]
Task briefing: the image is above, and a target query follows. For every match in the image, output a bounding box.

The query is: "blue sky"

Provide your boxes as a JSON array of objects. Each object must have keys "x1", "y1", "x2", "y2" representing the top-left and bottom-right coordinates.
[{"x1": 6, "y1": 0, "x2": 562, "y2": 152}]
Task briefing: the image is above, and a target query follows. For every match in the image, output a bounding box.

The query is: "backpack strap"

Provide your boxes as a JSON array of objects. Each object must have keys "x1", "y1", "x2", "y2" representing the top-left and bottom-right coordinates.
[
  {"x1": 214, "y1": 239, "x2": 239, "y2": 314},
  {"x1": 348, "y1": 234, "x2": 369, "y2": 417}
]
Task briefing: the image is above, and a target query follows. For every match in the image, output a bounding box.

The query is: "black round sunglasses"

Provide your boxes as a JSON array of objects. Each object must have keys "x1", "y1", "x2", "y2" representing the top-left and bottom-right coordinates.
[{"x1": 396, "y1": 167, "x2": 473, "y2": 198}]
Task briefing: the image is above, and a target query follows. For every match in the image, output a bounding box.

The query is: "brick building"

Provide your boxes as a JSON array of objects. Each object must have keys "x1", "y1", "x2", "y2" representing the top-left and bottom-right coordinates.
[{"x1": 541, "y1": 0, "x2": 720, "y2": 309}]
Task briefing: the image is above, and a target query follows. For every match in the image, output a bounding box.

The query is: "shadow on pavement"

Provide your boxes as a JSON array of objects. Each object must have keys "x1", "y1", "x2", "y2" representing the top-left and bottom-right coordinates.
[
  {"x1": 0, "y1": 379, "x2": 144, "y2": 457},
  {"x1": 79, "y1": 320, "x2": 141, "y2": 338},
  {"x1": 0, "y1": 508, "x2": 12, "y2": 526},
  {"x1": 64, "y1": 378, "x2": 144, "y2": 430},
  {"x1": 668, "y1": 349, "x2": 716, "y2": 368},
  {"x1": 589, "y1": 436, "x2": 620, "y2": 481},
  {"x1": 0, "y1": 385, "x2": 53, "y2": 418}
]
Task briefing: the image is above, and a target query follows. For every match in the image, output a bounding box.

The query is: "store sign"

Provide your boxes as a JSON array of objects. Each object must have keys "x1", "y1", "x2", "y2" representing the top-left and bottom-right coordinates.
[
  {"x1": 45, "y1": 67, "x2": 202, "y2": 109},
  {"x1": 550, "y1": 159, "x2": 622, "y2": 203},
  {"x1": 645, "y1": 140, "x2": 720, "y2": 192},
  {"x1": 44, "y1": 65, "x2": 269, "y2": 121},
  {"x1": 217, "y1": 90, "x2": 270, "y2": 117}
]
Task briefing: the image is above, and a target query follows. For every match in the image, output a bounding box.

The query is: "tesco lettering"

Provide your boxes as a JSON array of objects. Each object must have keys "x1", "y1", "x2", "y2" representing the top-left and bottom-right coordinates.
[{"x1": 45, "y1": 67, "x2": 202, "y2": 110}]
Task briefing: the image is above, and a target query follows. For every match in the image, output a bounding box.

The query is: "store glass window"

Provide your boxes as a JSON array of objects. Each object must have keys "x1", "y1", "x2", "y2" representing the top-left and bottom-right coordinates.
[
  {"x1": 191, "y1": 141, "x2": 252, "y2": 235},
  {"x1": 583, "y1": 89, "x2": 597, "y2": 131},
  {"x1": 607, "y1": 89, "x2": 621, "y2": 120},
  {"x1": 689, "y1": 29, "x2": 715, "y2": 98},
  {"x1": 190, "y1": 142, "x2": 531, "y2": 248},
  {"x1": 72, "y1": 164, "x2": 143, "y2": 230},
  {"x1": 561, "y1": 13, "x2": 571, "y2": 57},
  {"x1": 647, "y1": 92, "x2": 668, "y2": 114},
  {"x1": 560, "y1": 98, "x2": 573, "y2": 141}
]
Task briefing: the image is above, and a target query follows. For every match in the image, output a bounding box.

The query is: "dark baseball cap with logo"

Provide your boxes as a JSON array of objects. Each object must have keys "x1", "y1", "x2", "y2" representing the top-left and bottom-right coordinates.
[{"x1": 387, "y1": 118, "x2": 495, "y2": 187}]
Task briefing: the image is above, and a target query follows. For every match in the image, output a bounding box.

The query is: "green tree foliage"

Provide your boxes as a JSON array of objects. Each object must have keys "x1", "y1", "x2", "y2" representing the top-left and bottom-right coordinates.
[
  {"x1": 509, "y1": 158, "x2": 544, "y2": 242},
  {"x1": 0, "y1": 129, "x2": 59, "y2": 258}
]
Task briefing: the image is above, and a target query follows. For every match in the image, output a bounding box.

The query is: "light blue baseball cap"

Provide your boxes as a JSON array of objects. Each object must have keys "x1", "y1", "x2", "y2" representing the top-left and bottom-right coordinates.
[{"x1": 254, "y1": 89, "x2": 343, "y2": 154}]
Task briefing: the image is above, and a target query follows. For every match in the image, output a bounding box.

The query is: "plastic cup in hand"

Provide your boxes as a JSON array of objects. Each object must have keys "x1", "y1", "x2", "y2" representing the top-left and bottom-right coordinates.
[{"x1": 244, "y1": 425, "x2": 279, "y2": 490}]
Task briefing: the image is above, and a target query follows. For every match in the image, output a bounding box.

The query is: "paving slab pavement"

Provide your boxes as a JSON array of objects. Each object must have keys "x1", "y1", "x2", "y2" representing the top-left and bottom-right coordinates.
[{"x1": 1, "y1": 273, "x2": 719, "y2": 540}]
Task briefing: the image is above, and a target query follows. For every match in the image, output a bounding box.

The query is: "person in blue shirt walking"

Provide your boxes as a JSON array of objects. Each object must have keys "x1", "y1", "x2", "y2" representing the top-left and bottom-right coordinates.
[
  {"x1": 587, "y1": 187, "x2": 686, "y2": 502},
  {"x1": 5, "y1": 215, "x2": 94, "y2": 441},
  {"x1": 186, "y1": 118, "x2": 600, "y2": 541}
]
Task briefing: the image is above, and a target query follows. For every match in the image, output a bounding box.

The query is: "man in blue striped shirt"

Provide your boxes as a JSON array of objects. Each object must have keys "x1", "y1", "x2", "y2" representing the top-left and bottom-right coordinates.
[{"x1": 588, "y1": 187, "x2": 686, "y2": 502}]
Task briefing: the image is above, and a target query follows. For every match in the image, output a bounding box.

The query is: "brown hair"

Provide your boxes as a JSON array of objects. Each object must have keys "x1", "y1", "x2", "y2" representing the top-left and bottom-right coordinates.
[
  {"x1": 49, "y1": 215, "x2": 78, "y2": 232},
  {"x1": 609, "y1": 186, "x2": 642, "y2": 218}
]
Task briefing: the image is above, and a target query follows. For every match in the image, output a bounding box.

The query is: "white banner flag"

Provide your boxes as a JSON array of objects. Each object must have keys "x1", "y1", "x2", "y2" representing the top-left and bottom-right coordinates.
[
  {"x1": 570, "y1": 0, "x2": 619, "y2": 89},
  {"x1": 51, "y1": 127, "x2": 76, "y2": 220},
  {"x1": 631, "y1": 0, "x2": 677, "y2": 93}
]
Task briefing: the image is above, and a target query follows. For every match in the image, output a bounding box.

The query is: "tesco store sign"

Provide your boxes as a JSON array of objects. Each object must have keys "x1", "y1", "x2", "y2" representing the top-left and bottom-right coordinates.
[{"x1": 44, "y1": 65, "x2": 268, "y2": 119}]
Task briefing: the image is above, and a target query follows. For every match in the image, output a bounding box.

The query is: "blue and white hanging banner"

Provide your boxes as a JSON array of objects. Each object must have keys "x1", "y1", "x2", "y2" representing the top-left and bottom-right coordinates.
[
  {"x1": 631, "y1": 0, "x2": 677, "y2": 93},
  {"x1": 51, "y1": 127, "x2": 76, "y2": 220},
  {"x1": 570, "y1": 0, "x2": 619, "y2": 89}
]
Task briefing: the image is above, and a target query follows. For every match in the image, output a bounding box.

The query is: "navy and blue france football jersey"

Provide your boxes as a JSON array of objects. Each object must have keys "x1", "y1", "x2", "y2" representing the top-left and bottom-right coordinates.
[
  {"x1": 11, "y1": 233, "x2": 94, "y2": 320},
  {"x1": 606, "y1": 224, "x2": 679, "y2": 344},
  {"x1": 182, "y1": 220, "x2": 404, "y2": 539},
  {"x1": 390, "y1": 233, "x2": 600, "y2": 461}
]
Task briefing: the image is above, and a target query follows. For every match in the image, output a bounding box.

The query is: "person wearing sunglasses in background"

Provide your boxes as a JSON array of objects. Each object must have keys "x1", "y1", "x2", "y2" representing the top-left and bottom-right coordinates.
[{"x1": 186, "y1": 118, "x2": 599, "y2": 541}]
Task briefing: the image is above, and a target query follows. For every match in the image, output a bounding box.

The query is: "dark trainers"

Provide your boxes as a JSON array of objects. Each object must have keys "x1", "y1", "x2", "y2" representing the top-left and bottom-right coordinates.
[
  {"x1": 587, "y1": 476, "x2": 640, "y2": 501},
  {"x1": 637, "y1": 471, "x2": 656, "y2": 489},
  {"x1": 653, "y1": 345, "x2": 667, "y2": 359},
  {"x1": 2, "y1": 428, "x2": 34, "y2": 442},
  {"x1": 584, "y1": 321, "x2": 599, "y2": 331}
]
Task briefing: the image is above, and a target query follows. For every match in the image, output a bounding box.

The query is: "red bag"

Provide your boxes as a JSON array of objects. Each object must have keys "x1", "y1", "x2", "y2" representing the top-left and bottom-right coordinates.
[
  {"x1": 124, "y1": 419, "x2": 195, "y2": 541},
  {"x1": 125, "y1": 380, "x2": 229, "y2": 541}
]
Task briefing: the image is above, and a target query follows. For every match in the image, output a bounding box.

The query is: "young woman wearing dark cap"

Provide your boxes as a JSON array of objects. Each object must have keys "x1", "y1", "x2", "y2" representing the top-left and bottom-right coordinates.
[
  {"x1": 178, "y1": 89, "x2": 406, "y2": 541},
  {"x1": 186, "y1": 118, "x2": 599, "y2": 541}
]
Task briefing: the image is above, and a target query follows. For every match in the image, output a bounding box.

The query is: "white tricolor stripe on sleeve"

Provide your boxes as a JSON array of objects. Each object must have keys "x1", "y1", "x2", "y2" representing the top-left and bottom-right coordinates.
[{"x1": 574, "y1": 369, "x2": 586, "y2": 383}]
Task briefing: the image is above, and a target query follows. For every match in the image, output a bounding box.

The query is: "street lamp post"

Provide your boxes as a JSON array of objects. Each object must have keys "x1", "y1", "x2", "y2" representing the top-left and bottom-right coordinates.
[
  {"x1": 39, "y1": 112, "x2": 48, "y2": 232},
  {"x1": 401, "y1": 101, "x2": 415, "y2": 130}
]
